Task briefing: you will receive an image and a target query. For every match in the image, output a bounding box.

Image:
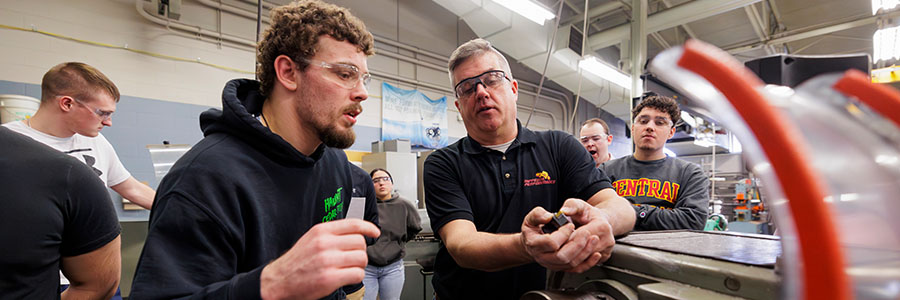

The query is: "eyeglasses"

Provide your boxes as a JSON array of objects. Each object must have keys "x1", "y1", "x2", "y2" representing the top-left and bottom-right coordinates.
[
  {"x1": 297, "y1": 57, "x2": 371, "y2": 90},
  {"x1": 579, "y1": 134, "x2": 608, "y2": 145},
  {"x1": 634, "y1": 115, "x2": 673, "y2": 128},
  {"x1": 372, "y1": 176, "x2": 391, "y2": 184},
  {"x1": 454, "y1": 70, "x2": 510, "y2": 99},
  {"x1": 72, "y1": 98, "x2": 114, "y2": 120}
]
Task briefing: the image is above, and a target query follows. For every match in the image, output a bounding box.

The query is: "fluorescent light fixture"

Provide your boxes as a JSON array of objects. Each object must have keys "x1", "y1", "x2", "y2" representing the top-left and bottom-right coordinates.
[
  {"x1": 873, "y1": 0, "x2": 900, "y2": 14},
  {"x1": 873, "y1": 26, "x2": 900, "y2": 62},
  {"x1": 490, "y1": 0, "x2": 555, "y2": 25},
  {"x1": 579, "y1": 56, "x2": 633, "y2": 89}
]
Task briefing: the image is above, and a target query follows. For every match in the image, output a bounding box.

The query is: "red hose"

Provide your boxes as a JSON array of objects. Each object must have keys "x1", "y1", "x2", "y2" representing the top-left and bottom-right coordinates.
[{"x1": 676, "y1": 39, "x2": 850, "y2": 300}]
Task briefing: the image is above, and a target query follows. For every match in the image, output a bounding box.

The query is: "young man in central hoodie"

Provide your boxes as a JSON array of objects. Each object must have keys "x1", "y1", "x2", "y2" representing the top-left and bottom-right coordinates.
[{"x1": 131, "y1": 1, "x2": 381, "y2": 299}]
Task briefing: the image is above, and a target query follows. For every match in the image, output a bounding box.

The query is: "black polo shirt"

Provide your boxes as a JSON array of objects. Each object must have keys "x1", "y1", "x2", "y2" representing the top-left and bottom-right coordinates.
[{"x1": 423, "y1": 120, "x2": 613, "y2": 300}]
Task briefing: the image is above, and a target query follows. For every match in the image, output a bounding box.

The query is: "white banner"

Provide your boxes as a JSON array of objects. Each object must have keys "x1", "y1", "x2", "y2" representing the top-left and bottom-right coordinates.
[{"x1": 381, "y1": 83, "x2": 448, "y2": 149}]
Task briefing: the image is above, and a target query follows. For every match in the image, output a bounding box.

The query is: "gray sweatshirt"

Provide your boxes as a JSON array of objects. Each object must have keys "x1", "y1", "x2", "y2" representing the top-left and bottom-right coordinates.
[
  {"x1": 367, "y1": 194, "x2": 422, "y2": 266},
  {"x1": 601, "y1": 155, "x2": 709, "y2": 231}
]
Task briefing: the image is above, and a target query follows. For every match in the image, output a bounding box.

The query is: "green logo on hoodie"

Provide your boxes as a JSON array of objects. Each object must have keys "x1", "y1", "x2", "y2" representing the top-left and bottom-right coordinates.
[{"x1": 322, "y1": 187, "x2": 343, "y2": 222}]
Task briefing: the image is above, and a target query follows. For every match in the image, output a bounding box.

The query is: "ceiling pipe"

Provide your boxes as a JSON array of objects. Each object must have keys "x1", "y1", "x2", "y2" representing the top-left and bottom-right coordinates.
[
  {"x1": 237, "y1": 0, "x2": 278, "y2": 10},
  {"x1": 560, "y1": 1, "x2": 624, "y2": 29},
  {"x1": 587, "y1": 0, "x2": 762, "y2": 50},
  {"x1": 135, "y1": 0, "x2": 256, "y2": 48},
  {"x1": 198, "y1": 0, "x2": 271, "y2": 23},
  {"x1": 745, "y1": 5, "x2": 773, "y2": 55},
  {"x1": 725, "y1": 10, "x2": 900, "y2": 54},
  {"x1": 375, "y1": 50, "x2": 447, "y2": 73},
  {"x1": 372, "y1": 34, "x2": 450, "y2": 64}
]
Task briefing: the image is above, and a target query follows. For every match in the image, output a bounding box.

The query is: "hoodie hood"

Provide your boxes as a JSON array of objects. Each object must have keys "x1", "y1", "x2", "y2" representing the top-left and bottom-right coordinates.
[
  {"x1": 379, "y1": 192, "x2": 400, "y2": 203},
  {"x1": 200, "y1": 79, "x2": 325, "y2": 166}
]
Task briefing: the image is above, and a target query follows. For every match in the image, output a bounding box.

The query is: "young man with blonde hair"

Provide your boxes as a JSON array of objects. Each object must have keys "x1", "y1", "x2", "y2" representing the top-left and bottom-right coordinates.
[{"x1": 132, "y1": 1, "x2": 380, "y2": 299}]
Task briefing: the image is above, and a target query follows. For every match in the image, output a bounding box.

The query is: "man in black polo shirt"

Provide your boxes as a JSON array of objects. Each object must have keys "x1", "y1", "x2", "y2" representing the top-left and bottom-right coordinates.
[{"x1": 423, "y1": 38, "x2": 635, "y2": 299}]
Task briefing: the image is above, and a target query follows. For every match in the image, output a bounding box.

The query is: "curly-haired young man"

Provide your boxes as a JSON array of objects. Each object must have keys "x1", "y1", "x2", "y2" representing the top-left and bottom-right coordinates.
[
  {"x1": 601, "y1": 95, "x2": 710, "y2": 231},
  {"x1": 131, "y1": 1, "x2": 380, "y2": 299}
]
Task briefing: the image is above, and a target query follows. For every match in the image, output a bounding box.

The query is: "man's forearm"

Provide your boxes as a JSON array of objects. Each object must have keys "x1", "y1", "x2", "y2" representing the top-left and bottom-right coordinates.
[
  {"x1": 112, "y1": 177, "x2": 156, "y2": 209},
  {"x1": 126, "y1": 184, "x2": 155, "y2": 209},
  {"x1": 590, "y1": 192, "x2": 636, "y2": 236},
  {"x1": 446, "y1": 231, "x2": 532, "y2": 272}
]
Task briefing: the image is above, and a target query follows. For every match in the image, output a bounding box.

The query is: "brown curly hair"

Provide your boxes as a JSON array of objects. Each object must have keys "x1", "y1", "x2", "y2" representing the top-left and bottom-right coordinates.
[
  {"x1": 256, "y1": 0, "x2": 375, "y2": 96},
  {"x1": 632, "y1": 95, "x2": 680, "y2": 127}
]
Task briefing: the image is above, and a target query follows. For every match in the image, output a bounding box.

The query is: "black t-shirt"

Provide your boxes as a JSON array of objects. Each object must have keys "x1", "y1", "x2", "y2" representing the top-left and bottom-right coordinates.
[
  {"x1": 0, "y1": 127, "x2": 120, "y2": 299},
  {"x1": 423, "y1": 120, "x2": 613, "y2": 300}
]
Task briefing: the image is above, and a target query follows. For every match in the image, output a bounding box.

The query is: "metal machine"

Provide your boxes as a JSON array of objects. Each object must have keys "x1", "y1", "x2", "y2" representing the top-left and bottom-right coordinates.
[
  {"x1": 723, "y1": 178, "x2": 771, "y2": 234},
  {"x1": 525, "y1": 231, "x2": 780, "y2": 300},
  {"x1": 527, "y1": 40, "x2": 900, "y2": 300}
]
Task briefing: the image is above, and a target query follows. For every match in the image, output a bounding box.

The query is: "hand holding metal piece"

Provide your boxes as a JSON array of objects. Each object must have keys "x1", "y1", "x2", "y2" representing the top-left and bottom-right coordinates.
[{"x1": 542, "y1": 211, "x2": 571, "y2": 234}]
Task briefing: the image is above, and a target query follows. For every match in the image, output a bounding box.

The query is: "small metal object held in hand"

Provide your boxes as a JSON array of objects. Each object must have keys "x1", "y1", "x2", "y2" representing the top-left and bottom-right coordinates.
[{"x1": 542, "y1": 211, "x2": 570, "y2": 234}]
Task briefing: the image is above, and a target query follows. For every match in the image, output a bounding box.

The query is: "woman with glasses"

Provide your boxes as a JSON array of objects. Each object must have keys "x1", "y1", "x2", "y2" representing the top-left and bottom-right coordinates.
[{"x1": 363, "y1": 168, "x2": 422, "y2": 300}]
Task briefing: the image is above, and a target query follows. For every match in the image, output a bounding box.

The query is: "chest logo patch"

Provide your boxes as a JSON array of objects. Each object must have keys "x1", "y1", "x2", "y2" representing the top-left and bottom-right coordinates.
[
  {"x1": 524, "y1": 171, "x2": 556, "y2": 187},
  {"x1": 322, "y1": 187, "x2": 344, "y2": 222}
]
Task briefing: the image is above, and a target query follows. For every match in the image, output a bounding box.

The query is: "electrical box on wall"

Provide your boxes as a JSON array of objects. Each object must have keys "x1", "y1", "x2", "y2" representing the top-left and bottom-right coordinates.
[{"x1": 152, "y1": 0, "x2": 181, "y2": 20}]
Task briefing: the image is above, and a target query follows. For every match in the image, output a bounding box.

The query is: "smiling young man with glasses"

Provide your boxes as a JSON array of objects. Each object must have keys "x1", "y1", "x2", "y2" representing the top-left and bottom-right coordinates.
[
  {"x1": 423, "y1": 38, "x2": 635, "y2": 300},
  {"x1": 580, "y1": 118, "x2": 614, "y2": 168},
  {"x1": 600, "y1": 95, "x2": 709, "y2": 231},
  {"x1": 131, "y1": 1, "x2": 380, "y2": 299}
]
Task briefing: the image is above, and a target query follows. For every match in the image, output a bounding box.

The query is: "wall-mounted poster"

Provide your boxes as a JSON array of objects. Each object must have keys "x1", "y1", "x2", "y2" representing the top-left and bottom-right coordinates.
[{"x1": 381, "y1": 82, "x2": 448, "y2": 149}]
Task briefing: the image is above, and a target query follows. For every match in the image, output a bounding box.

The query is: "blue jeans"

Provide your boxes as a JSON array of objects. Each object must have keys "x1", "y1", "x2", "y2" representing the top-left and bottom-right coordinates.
[{"x1": 363, "y1": 259, "x2": 405, "y2": 300}]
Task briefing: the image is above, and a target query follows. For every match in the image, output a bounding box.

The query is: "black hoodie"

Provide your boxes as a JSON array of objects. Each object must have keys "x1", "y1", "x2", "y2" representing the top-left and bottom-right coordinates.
[{"x1": 132, "y1": 79, "x2": 364, "y2": 299}]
